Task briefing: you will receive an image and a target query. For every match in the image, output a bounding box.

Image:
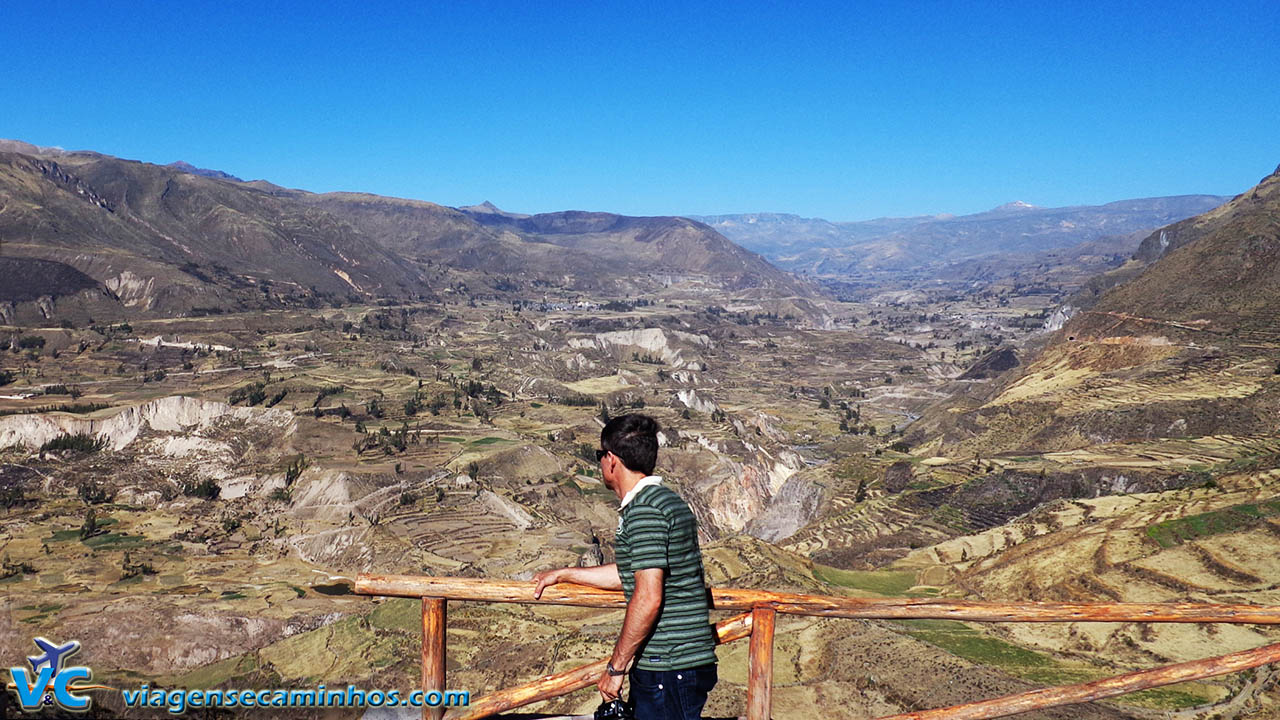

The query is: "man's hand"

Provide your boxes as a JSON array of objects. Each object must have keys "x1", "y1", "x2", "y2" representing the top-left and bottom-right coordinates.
[
  {"x1": 532, "y1": 568, "x2": 564, "y2": 599},
  {"x1": 597, "y1": 667, "x2": 624, "y2": 702},
  {"x1": 532, "y1": 564, "x2": 622, "y2": 599}
]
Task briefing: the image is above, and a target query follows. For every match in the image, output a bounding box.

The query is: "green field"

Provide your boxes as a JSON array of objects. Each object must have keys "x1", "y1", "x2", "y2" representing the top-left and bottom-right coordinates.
[
  {"x1": 813, "y1": 565, "x2": 917, "y2": 596},
  {"x1": 1146, "y1": 496, "x2": 1280, "y2": 548},
  {"x1": 895, "y1": 620, "x2": 1216, "y2": 710},
  {"x1": 78, "y1": 529, "x2": 146, "y2": 550}
]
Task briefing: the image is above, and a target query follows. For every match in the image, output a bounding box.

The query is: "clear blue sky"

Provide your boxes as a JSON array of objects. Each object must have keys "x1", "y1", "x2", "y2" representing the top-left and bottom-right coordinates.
[{"x1": 4, "y1": 1, "x2": 1278, "y2": 220}]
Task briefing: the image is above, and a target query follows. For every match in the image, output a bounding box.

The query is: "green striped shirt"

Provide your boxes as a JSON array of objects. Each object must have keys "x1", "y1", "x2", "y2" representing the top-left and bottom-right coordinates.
[{"x1": 615, "y1": 483, "x2": 717, "y2": 671}]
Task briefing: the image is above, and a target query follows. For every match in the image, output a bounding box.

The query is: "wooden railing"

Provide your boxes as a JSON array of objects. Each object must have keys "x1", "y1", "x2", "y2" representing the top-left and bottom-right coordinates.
[{"x1": 354, "y1": 573, "x2": 1280, "y2": 720}]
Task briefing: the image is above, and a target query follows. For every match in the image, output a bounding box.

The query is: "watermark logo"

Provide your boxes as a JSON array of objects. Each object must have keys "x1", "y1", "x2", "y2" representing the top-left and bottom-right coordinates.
[{"x1": 7, "y1": 637, "x2": 112, "y2": 713}]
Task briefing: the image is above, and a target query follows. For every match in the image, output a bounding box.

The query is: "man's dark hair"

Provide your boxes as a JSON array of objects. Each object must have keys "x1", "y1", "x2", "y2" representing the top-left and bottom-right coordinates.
[{"x1": 601, "y1": 414, "x2": 660, "y2": 476}]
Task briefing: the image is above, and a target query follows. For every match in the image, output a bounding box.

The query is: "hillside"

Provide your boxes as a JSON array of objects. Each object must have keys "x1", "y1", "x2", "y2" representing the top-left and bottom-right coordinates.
[
  {"x1": 0, "y1": 148, "x2": 426, "y2": 321},
  {"x1": 458, "y1": 206, "x2": 801, "y2": 292},
  {"x1": 905, "y1": 166, "x2": 1280, "y2": 458},
  {"x1": 1068, "y1": 165, "x2": 1280, "y2": 337}
]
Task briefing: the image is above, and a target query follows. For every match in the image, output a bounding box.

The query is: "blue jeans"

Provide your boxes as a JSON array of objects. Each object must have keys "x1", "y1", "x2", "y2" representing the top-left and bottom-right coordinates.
[{"x1": 630, "y1": 664, "x2": 717, "y2": 720}]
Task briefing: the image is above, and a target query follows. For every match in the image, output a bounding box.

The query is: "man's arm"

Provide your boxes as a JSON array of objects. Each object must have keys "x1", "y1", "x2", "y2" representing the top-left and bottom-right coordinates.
[
  {"x1": 598, "y1": 567, "x2": 663, "y2": 700},
  {"x1": 532, "y1": 563, "x2": 621, "y2": 598}
]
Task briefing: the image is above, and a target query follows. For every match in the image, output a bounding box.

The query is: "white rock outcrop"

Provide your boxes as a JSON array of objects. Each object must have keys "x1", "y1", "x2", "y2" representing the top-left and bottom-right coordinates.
[
  {"x1": 0, "y1": 395, "x2": 296, "y2": 452},
  {"x1": 568, "y1": 328, "x2": 710, "y2": 370},
  {"x1": 105, "y1": 270, "x2": 157, "y2": 309},
  {"x1": 676, "y1": 390, "x2": 719, "y2": 415},
  {"x1": 1043, "y1": 304, "x2": 1076, "y2": 332}
]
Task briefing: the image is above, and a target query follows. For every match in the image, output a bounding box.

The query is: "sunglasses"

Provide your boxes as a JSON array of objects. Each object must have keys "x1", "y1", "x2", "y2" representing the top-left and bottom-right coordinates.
[{"x1": 595, "y1": 448, "x2": 609, "y2": 461}]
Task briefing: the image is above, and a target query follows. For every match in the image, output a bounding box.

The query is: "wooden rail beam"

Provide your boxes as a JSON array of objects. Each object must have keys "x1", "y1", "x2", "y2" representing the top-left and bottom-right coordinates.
[
  {"x1": 359, "y1": 574, "x2": 628, "y2": 606},
  {"x1": 747, "y1": 606, "x2": 776, "y2": 720},
  {"x1": 875, "y1": 640, "x2": 1280, "y2": 720},
  {"x1": 356, "y1": 574, "x2": 1280, "y2": 624},
  {"x1": 444, "y1": 612, "x2": 753, "y2": 720}
]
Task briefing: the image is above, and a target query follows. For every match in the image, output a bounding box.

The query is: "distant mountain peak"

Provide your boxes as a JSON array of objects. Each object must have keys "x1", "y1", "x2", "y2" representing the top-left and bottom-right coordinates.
[
  {"x1": 167, "y1": 161, "x2": 242, "y2": 182},
  {"x1": 993, "y1": 200, "x2": 1038, "y2": 211},
  {"x1": 457, "y1": 201, "x2": 530, "y2": 219},
  {"x1": 0, "y1": 138, "x2": 67, "y2": 156},
  {"x1": 460, "y1": 200, "x2": 504, "y2": 213}
]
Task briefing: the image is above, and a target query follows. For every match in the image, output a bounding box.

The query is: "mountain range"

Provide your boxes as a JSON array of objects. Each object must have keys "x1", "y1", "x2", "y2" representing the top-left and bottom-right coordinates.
[
  {"x1": 692, "y1": 195, "x2": 1232, "y2": 275},
  {"x1": 0, "y1": 140, "x2": 800, "y2": 324}
]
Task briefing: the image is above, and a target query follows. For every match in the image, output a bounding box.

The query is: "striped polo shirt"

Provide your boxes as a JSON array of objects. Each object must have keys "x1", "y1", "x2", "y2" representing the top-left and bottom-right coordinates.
[{"x1": 615, "y1": 482, "x2": 717, "y2": 671}]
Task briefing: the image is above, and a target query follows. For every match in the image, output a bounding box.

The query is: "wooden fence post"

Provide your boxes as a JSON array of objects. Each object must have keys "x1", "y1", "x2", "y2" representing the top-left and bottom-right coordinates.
[
  {"x1": 423, "y1": 597, "x2": 447, "y2": 720},
  {"x1": 747, "y1": 606, "x2": 776, "y2": 720}
]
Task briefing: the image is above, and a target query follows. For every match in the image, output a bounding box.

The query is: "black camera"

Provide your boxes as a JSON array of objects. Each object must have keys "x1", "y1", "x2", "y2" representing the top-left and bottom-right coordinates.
[{"x1": 594, "y1": 698, "x2": 635, "y2": 720}]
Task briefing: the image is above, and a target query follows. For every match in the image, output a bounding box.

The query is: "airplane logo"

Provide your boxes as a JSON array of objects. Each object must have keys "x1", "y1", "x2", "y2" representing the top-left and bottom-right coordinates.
[
  {"x1": 8, "y1": 637, "x2": 112, "y2": 712},
  {"x1": 28, "y1": 638, "x2": 81, "y2": 675}
]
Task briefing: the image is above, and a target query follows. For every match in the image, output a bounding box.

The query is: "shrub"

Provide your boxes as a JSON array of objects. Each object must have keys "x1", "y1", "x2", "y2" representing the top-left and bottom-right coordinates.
[
  {"x1": 182, "y1": 478, "x2": 220, "y2": 500},
  {"x1": 79, "y1": 508, "x2": 102, "y2": 540},
  {"x1": 40, "y1": 433, "x2": 106, "y2": 454},
  {"x1": 284, "y1": 455, "x2": 308, "y2": 486},
  {"x1": 121, "y1": 551, "x2": 156, "y2": 579},
  {"x1": 77, "y1": 481, "x2": 115, "y2": 505},
  {"x1": 17, "y1": 335, "x2": 46, "y2": 350},
  {"x1": 0, "y1": 402, "x2": 107, "y2": 418},
  {"x1": 229, "y1": 382, "x2": 267, "y2": 405},
  {"x1": 0, "y1": 370, "x2": 14, "y2": 387},
  {"x1": 315, "y1": 385, "x2": 345, "y2": 405},
  {"x1": 0, "y1": 475, "x2": 26, "y2": 509},
  {"x1": 1, "y1": 553, "x2": 37, "y2": 578},
  {"x1": 556, "y1": 394, "x2": 597, "y2": 407}
]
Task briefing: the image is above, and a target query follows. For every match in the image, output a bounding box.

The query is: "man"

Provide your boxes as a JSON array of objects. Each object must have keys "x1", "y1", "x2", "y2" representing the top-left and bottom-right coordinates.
[{"x1": 534, "y1": 414, "x2": 718, "y2": 720}]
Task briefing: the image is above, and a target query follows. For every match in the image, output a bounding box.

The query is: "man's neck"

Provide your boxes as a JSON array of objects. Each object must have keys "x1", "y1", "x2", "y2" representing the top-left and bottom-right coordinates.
[{"x1": 613, "y1": 470, "x2": 650, "y2": 503}]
